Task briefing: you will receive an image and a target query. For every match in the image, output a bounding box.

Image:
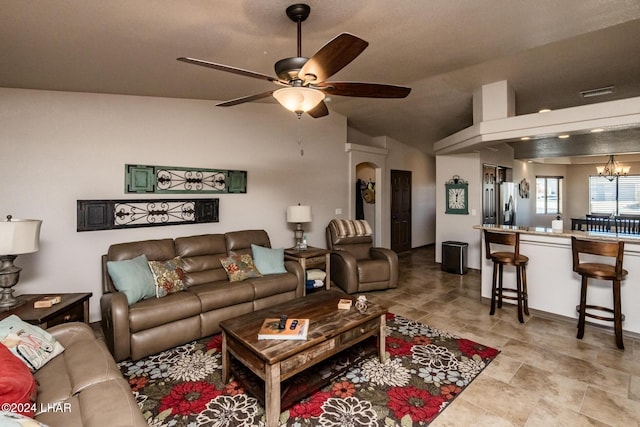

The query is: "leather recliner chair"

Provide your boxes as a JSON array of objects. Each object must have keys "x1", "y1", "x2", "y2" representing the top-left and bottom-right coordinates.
[{"x1": 326, "y1": 219, "x2": 398, "y2": 294}]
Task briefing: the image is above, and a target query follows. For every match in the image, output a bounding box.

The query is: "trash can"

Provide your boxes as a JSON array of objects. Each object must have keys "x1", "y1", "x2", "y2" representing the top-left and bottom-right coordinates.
[{"x1": 441, "y1": 241, "x2": 468, "y2": 275}]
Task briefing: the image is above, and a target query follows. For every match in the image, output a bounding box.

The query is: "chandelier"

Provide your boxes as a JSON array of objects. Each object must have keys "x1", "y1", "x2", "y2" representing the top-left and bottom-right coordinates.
[{"x1": 596, "y1": 154, "x2": 630, "y2": 181}]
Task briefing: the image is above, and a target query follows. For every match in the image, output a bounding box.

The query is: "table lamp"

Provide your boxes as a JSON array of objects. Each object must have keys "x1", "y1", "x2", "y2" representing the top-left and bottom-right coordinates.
[
  {"x1": 0, "y1": 215, "x2": 42, "y2": 309},
  {"x1": 286, "y1": 205, "x2": 312, "y2": 250}
]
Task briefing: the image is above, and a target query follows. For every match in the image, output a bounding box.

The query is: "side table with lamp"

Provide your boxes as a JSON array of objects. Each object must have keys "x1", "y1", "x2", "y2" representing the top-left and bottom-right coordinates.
[
  {"x1": 284, "y1": 246, "x2": 331, "y2": 295},
  {"x1": 0, "y1": 215, "x2": 42, "y2": 310},
  {"x1": 284, "y1": 204, "x2": 331, "y2": 295},
  {"x1": 286, "y1": 204, "x2": 312, "y2": 250},
  {"x1": 0, "y1": 215, "x2": 93, "y2": 327}
]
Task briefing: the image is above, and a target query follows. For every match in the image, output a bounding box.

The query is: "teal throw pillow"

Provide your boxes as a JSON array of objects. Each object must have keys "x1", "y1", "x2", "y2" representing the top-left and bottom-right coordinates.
[
  {"x1": 251, "y1": 244, "x2": 286, "y2": 275},
  {"x1": 107, "y1": 254, "x2": 156, "y2": 305}
]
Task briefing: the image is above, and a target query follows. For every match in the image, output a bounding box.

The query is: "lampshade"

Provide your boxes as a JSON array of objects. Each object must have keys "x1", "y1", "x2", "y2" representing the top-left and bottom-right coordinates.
[
  {"x1": 0, "y1": 218, "x2": 42, "y2": 255},
  {"x1": 286, "y1": 205, "x2": 312, "y2": 223},
  {"x1": 273, "y1": 87, "x2": 325, "y2": 114}
]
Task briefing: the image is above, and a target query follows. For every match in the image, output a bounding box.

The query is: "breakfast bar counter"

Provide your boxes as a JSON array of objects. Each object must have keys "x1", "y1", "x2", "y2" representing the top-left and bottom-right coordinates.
[{"x1": 474, "y1": 225, "x2": 640, "y2": 335}]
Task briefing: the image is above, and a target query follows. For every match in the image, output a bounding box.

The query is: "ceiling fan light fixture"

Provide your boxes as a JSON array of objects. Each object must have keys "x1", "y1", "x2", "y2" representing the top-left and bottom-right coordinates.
[{"x1": 273, "y1": 87, "x2": 325, "y2": 114}]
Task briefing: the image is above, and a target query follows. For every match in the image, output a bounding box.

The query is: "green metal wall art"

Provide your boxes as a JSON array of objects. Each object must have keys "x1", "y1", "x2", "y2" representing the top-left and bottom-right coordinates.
[{"x1": 125, "y1": 164, "x2": 247, "y2": 194}]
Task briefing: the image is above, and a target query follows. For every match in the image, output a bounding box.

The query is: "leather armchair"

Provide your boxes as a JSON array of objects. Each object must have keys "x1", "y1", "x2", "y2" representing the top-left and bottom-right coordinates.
[{"x1": 326, "y1": 219, "x2": 398, "y2": 294}]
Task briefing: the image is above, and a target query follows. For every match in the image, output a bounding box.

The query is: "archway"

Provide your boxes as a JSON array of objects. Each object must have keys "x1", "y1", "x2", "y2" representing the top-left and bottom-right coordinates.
[
  {"x1": 346, "y1": 143, "x2": 389, "y2": 247},
  {"x1": 356, "y1": 162, "x2": 377, "y2": 237}
]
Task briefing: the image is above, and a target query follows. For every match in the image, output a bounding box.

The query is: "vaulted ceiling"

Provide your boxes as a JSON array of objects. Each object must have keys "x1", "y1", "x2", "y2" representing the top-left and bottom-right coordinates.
[{"x1": 2, "y1": 1, "x2": 639, "y2": 156}]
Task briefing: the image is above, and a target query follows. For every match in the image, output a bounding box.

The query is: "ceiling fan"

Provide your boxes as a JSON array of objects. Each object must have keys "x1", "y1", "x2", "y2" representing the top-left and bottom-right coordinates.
[{"x1": 177, "y1": 3, "x2": 411, "y2": 118}]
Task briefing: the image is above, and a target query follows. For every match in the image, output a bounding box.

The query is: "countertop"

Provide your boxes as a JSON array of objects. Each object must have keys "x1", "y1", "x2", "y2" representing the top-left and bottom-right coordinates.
[
  {"x1": 473, "y1": 224, "x2": 640, "y2": 243},
  {"x1": 475, "y1": 223, "x2": 640, "y2": 335}
]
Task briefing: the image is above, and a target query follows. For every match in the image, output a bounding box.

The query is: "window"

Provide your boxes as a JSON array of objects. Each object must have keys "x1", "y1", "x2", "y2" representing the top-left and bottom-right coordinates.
[
  {"x1": 536, "y1": 176, "x2": 563, "y2": 214},
  {"x1": 589, "y1": 175, "x2": 640, "y2": 215}
]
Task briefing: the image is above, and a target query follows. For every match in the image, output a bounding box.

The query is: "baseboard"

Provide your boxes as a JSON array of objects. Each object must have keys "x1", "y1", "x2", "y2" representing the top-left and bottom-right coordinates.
[{"x1": 480, "y1": 296, "x2": 640, "y2": 341}]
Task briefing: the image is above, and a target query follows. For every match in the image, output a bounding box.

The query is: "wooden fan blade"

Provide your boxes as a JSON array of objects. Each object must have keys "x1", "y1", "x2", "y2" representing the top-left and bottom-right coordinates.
[
  {"x1": 216, "y1": 90, "x2": 275, "y2": 107},
  {"x1": 299, "y1": 33, "x2": 368, "y2": 84},
  {"x1": 318, "y1": 82, "x2": 411, "y2": 98},
  {"x1": 177, "y1": 57, "x2": 283, "y2": 84},
  {"x1": 307, "y1": 100, "x2": 329, "y2": 118}
]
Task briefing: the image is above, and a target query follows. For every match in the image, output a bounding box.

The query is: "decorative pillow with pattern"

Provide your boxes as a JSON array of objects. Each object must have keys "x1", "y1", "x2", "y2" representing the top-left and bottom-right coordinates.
[
  {"x1": 220, "y1": 253, "x2": 262, "y2": 282},
  {"x1": 0, "y1": 315, "x2": 64, "y2": 372},
  {"x1": 148, "y1": 256, "x2": 187, "y2": 298}
]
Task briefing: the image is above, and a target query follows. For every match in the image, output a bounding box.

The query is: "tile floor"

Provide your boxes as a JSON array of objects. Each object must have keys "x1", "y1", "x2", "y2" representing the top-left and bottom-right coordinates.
[
  {"x1": 94, "y1": 245, "x2": 640, "y2": 426},
  {"x1": 364, "y1": 245, "x2": 640, "y2": 427}
]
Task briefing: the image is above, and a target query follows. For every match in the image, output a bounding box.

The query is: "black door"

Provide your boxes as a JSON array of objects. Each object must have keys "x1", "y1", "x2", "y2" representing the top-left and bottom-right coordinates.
[{"x1": 391, "y1": 170, "x2": 411, "y2": 253}]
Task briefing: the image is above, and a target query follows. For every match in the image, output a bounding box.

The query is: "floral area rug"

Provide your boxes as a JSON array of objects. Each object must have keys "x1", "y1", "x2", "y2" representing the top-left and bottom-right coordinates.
[{"x1": 118, "y1": 313, "x2": 499, "y2": 426}]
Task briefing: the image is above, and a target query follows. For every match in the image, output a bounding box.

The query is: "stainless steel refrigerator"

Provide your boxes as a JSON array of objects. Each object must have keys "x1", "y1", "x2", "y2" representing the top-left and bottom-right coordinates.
[
  {"x1": 482, "y1": 165, "x2": 516, "y2": 226},
  {"x1": 498, "y1": 182, "x2": 516, "y2": 225}
]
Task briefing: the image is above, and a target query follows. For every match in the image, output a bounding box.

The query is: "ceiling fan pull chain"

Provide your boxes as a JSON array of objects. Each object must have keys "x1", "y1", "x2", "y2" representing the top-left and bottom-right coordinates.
[{"x1": 297, "y1": 119, "x2": 304, "y2": 157}]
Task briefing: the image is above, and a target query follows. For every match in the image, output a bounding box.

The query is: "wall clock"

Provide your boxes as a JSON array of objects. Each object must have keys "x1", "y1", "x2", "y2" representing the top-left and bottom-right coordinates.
[{"x1": 445, "y1": 175, "x2": 469, "y2": 214}]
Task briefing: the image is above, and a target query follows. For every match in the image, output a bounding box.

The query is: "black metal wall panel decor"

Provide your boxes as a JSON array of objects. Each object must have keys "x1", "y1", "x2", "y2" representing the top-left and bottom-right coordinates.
[
  {"x1": 77, "y1": 199, "x2": 219, "y2": 231},
  {"x1": 125, "y1": 164, "x2": 247, "y2": 194}
]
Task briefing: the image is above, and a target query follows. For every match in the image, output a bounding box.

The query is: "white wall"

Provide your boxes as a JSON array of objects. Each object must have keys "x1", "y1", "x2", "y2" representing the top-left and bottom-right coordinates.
[
  {"x1": 2, "y1": 87, "x2": 438, "y2": 322},
  {"x1": 566, "y1": 163, "x2": 592, "y2": 221},
  {"x1": 356, "y1": 163, "x2": 376, "y2": 228},
  {"x1": 386, "y1": 137, "x2": 436, "y2": 248},
  {"x1": 346, "y1": 137, "x2": 436, "y2": 249},
  {"x1": 1, "y1": 88, "x2": 350, "y2": 322},
  {"x1": 512, "y1": 159, "x2": 533, "y2": 226},
  {"x1": 435, "y1": 153, "x2": 482, "y2": 268}
]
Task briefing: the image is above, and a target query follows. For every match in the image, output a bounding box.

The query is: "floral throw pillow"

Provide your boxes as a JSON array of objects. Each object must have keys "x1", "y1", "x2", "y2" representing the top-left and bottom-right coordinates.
[
  {"x1": 148, "y1": 256, "x2": 187, "y2": 298},
  {"x1": 220, "y1": 253, "x2": 262, "y2": 282}
]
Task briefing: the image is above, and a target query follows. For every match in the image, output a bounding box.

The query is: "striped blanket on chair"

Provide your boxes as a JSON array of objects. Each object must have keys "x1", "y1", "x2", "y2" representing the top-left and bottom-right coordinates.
[{"x1": 330, "y1": 219, "x2": 373, "y2": 238}]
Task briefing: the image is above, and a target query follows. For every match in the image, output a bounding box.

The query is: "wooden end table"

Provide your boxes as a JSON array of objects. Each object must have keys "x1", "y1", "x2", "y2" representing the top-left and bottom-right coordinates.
[
  {"x1": 0, "y1": 293, "x2": 92, "y2": 329},
  {"x1": 284, "y1": 246, "x2": 330, "y2": 295},
  {"x1": 219, "y1": 291, "x2": 386, "y2": 427}
]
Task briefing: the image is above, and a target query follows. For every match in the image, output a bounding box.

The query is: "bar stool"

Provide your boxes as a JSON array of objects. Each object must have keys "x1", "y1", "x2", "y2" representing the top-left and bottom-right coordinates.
[
  {"x1": 571, "y1": 237, "x2": 628, "y2": 349},
  {"x1": 483, "y1": 229, "x2": 529, "y2": 323}
]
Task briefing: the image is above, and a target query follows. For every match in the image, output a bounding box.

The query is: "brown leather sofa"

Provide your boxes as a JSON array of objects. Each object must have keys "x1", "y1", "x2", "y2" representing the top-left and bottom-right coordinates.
[
  {"x1": 100, "y1": 230, "x2": 304, "y2": 362},
  {"x1": 326, "y1": 220, "x2": 399, "y2": 294},
  {"x1": 34, "y1": 322, "x2": 147, "y2": 427}
]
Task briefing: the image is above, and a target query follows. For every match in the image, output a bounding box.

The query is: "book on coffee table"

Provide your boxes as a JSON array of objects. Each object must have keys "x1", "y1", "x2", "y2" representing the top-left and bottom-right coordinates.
[{"x1": 258, "y1": 318, "x2": 309, "y2": 340}]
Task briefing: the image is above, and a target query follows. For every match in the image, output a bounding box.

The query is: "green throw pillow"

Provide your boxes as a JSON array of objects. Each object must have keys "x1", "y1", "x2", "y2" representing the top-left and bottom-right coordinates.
[
  {"x1": 251, "y1": 244, "x2": 287, "y2": 275},
  {"x1": 107, "y1": 254, "x2": 156, "y2": 305}
]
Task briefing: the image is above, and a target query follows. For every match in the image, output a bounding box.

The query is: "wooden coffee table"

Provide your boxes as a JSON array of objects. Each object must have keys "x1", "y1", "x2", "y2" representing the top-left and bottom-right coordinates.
[{"x1": 219, "y1": 291, "x2": 387, "y2": 427}]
